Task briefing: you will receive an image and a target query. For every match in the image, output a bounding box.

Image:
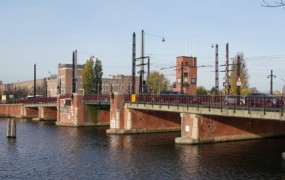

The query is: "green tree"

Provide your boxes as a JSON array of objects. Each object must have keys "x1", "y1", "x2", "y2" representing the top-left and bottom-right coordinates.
[
  {"x1": 82, "y1": 57, "x2": 95, "y2": 95},
  {"x1": 148, "y1": 71, "x2": 170, "y2": 94},
  {"x1": 229, "y1": 52, "x2": 250, "y2": 96},
  {"x1": 210, "y1": 87, "x2": 217, "y2": 95},
  {"x1": 196, "y1": 86, "x2": 208, "y2": 95},
  {"x1": 94, "y1": 58, "x2": 103, "y2": 94}
]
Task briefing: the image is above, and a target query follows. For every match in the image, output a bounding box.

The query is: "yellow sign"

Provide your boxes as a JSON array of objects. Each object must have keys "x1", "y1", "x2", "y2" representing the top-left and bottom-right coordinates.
[
  {"x1": 1, "y1": 95, "x2": 6, "y2": 101},
  {"x1": 131, "y1": 94, "x2": 136, "y2": 103}
]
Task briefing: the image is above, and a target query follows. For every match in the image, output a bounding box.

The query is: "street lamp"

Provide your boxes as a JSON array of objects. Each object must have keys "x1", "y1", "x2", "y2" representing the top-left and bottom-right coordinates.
[
  {"x1": 267, "y1": 69, "x2": 276, "y2": 95},
  {"x1": 212, "y1": 44, "x2": 219, "y2": 95}
]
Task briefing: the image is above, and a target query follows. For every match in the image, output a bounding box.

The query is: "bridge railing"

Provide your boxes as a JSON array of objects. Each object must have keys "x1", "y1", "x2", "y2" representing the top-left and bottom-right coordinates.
[
  {"x1": 83, "y1": 94, "x2": 110, "y2": 104},
  {"x1": 10, "y1": 97, "x2": 57, "y2": 104},
  {"x1": 125, "y1": 94, "x2": 284, "y2": 110}
]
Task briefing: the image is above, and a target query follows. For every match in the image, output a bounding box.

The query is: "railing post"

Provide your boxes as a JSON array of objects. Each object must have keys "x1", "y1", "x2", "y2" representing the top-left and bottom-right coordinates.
[
  {"x1": 208, "y1": 95, "x2": 211, "y2": 111},
  {"x1": 220, "y1": 95, "x2": 223, "y2": 112},
  {"x1": 248, "y1": 97, "x2": 251, "y2": 114},
  {"x1": 264, "y1": 96, "x2": 266, "y2": 115},
  {"x1": 280, "y1": 96, "x2": 284, "y2": 117},
  {"x1": 186, "y1": 96, "x2": 189, "y2": 110}
]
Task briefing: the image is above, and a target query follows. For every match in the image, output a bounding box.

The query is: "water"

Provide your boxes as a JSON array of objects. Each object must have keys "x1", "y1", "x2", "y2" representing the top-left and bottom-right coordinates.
[{"x1": 0, "y1": 118, "x2": 285, "y2": 179}]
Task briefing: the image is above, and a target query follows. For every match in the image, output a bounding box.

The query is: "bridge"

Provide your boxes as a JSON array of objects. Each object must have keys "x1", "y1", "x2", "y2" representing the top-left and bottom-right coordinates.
[
  {"x1": 1, "y1": 93, "x2": 285, "y2": 144},
  {"x1": 126, "y1": 94, "x2": 285, "y2": 121},
  {"x1": 107, "y1": 93, "x2": 285, "y2": 145}
]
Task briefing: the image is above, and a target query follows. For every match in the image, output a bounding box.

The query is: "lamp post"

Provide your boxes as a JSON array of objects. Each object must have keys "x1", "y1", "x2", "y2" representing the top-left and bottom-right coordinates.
[
  {"x1": 267, "y1": 69, "x2": 276, "y2": 95},
  {"x1": 211, "y1": 44, "x2": 219, "y2": 95}
]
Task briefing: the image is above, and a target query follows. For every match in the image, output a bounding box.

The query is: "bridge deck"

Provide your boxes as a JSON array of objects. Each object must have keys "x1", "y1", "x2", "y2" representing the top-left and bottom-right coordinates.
[{"x1": 127, "y1": 102, "x2": 285, "y2": 121}]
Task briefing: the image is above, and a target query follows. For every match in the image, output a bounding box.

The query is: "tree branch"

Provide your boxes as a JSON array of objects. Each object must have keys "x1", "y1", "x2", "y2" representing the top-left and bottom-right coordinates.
[{"x1": 262, "y1": 0, "x2": 285, "y2": 7}]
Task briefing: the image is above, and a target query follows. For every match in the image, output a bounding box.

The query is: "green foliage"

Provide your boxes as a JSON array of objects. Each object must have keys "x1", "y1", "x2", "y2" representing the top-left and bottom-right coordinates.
[
  {"x1": 82, "y1": 57, "x2": 95, "y2": 95},
  {"x1": 210, "y1": 87, "x2": 217, "y2": 95},
  {"x1": 148, "y1": 71, "x2": 170, "y2": 94},
  {"x1": 229, "y1": 52, "x2": 250, "y2": 96},
  {"x1": 196, "y1": 86, "x2": 208, "y2": 95},
  {"x1": 94, "y1": 58, "x2": 103, "y2": 94}
]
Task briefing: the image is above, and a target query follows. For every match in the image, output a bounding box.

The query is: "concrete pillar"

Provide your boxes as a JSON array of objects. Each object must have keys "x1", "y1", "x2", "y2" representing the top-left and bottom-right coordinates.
[
  {"x1": 126, "y1": 108, "x2": 132, "y2": 130},
  {"x1": 175, "y1": 113, "x2": 200, "y2": 144},
  {"x1": 39, "y1": 107, "x2": 44, "y2": 119},
  {"x1": 7, "y1": 119, "x2": 16, "y2": 138},
  {"x1": 192, "y1": 115, "x2": 199, "y2": 139},
  {"x1": 115, "y1": 110, "x2": 120, "y2": 129}
]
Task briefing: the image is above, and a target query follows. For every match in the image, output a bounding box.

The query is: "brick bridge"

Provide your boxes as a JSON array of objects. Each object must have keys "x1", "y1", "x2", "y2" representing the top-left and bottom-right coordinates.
[
  {"x1": 107, "y1": 93, "x2": 285, "y2": 144},
  {"x1": 1, "y1": 93, "x2": 285, "y2": 144}
]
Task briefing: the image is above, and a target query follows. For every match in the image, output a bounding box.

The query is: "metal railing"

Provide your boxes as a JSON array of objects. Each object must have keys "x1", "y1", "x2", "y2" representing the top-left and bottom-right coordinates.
[
  {"x1": 125, "y1": 94, "x2": 284, "y2": 112},
  {"x1": 83, "y1": 94, "x2": 110, "y2": 104}
]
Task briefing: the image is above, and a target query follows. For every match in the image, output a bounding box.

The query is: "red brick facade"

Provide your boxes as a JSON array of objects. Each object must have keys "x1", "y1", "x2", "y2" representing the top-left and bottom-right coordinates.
[{"x1": 173, "y1": 56, "x2": 197, "y2": 94}]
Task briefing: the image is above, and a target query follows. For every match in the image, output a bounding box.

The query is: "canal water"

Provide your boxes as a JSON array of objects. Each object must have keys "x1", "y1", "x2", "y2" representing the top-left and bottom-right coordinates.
[{"x1": 0, "y1": 118, "x2": 285, "y2": 179}]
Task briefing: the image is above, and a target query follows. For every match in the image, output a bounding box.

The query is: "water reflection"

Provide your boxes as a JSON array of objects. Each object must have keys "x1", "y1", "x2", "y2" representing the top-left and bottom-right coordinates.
[{"x1": 0, "y1": 118, "x2": 285, "y2": 179}]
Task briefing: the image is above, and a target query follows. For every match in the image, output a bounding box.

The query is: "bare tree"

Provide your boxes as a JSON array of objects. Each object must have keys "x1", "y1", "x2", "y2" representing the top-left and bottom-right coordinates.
[{"x1": 262, "y1": 0, "x2": 285, "y2": 7}]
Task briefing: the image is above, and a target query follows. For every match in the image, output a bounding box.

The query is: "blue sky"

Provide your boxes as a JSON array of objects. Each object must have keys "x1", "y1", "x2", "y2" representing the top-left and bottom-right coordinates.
[{"x1": 0, "y1": 0, "x2": 285, "y2": 92}]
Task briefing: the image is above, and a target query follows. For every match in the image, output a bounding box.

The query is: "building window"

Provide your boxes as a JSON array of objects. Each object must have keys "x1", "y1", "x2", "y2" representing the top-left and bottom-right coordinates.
[
  {"x1": 177, "y1": 78, "x2": 181, "y2": 84},
  {"x1": 191, "y1": 78, "x2": 196, "y2": 84},
  {"x1": 183, "y1": 72, "x2": 188, "y2": 77},
  {"x1": 184, "y1": 77, "x2": 188, "y2": 82}
]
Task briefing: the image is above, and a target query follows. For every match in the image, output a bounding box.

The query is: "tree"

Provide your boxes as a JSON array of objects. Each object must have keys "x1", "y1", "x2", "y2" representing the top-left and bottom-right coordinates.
[
  {"x1": 262, "y1": 0, "x2": 285, "y2": 7},
  {"x1": 229, "y1": 52, "x2": 250, "y2": 96},
  {"x1": 210, "y1": 87, "x2": 217, "y2": 95},
  {"x1": 94, "y1": 58, "x2": 103, "y2": 95},
  {"x1": 196, "y1": 86, "x2": 208, "y2": 95},
  {"x1": 49, "y1": 74, "x2": 58, "y2": 79},
  {"x1": 148, "y1": 71, "x2": 170, "y2": 94},
  {"x1": 82, "y1": 57, "x2": 95, "y2": 95}
]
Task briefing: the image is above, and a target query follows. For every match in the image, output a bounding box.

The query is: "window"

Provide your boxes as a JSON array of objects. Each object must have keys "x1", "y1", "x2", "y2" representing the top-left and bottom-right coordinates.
[
  {"x1": 177, "y1": 78, "x2": 181, "y2": 84},
  {"x1": 191, "y1": 78, "x2": 196, "y2": 84},
  {"x1": 183, "y1": 72, "x2": 188, "y2": 77}
]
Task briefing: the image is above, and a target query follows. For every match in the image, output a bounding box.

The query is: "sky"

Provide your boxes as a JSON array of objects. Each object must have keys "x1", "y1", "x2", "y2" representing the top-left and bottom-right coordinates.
[{"x1": 0, "y1": 0, "x2": 285, "y2": 92}]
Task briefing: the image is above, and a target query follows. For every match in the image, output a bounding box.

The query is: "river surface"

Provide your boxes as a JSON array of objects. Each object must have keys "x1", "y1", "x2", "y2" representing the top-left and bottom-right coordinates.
[{"x1": 0, "y1": 118, "x2": 285, "y2": 179}]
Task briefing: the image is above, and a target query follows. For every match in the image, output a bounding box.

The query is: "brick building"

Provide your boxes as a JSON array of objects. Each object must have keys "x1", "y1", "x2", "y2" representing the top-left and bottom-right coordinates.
[
  {"x1": 173, "y1": 56, "x2": 197, "y2": 94},
  {"x1": 58, "y1": 63, "x2": 84, "y2": 95}
]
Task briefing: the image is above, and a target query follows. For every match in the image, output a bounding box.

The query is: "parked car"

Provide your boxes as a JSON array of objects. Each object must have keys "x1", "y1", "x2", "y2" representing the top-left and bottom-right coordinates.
[
  {"x1": 224, "y1": 95, "x2": 245, "y2": 105},
  {"x1": 245, "y1": 93, "x2": 284, "y2": 107}
]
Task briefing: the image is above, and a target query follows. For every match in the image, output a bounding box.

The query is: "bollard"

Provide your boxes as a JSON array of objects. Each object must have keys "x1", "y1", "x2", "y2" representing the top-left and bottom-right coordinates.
[
  {"x1": 282, "y1": 152, "x2": 285, "y2": 161},
  {"x1": 7, "y1": 119, "x2": 16, "y2": 138}
]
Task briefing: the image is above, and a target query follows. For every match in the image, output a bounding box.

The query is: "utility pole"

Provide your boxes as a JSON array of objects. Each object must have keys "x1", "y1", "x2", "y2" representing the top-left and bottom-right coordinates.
[
  {"x1": 131, "y1": 32, "x2": 136, "y2": 94},
  {"x1": 267, "y1": 69, "x2": 276, "y2": 95},
  {"x1": 34, "y1": 64, "x2": 36, "y2": 97},
  {"x1": 147, "y1": 57, "x2": 150, "y2": 94},
  {"x1": 140, "y1": 30, "x2": 145, "y2": 94},
  {"x1": 215, "y1": 44, "x2": 219, "y2": 95},
  {"x1": 180, "y1": 62, "x2": 184, "y2": 94},
  {"x1": 236, "y1": 55, "x2": 241, "y2": 105},
  {"x1": 225, "y1": 43, "x2": 229, "y2": 95},
  {"x1": 72, "y1": 50, "x2": 77, "y2": 93}
]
